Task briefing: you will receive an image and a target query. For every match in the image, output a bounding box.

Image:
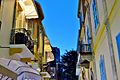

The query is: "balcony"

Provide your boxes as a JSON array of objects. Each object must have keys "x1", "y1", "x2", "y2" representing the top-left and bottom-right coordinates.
[
  {"x1": 10, "y1": 28, "x2": 34, "y2": 54},
  {"x1": 80, "y1": 60, "x2": 90, "y2": 69},
  {"x1": 80, "y1": 44, "x2": 92, "y2": 61},
  {"x1": 80, "y1": 44, "x2": 92, "y2": 53}
]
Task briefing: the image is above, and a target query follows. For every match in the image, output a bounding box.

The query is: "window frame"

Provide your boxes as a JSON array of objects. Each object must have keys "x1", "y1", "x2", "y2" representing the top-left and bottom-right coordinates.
[
  {"x1": 92, "y1": 0, "x2": 99, "y2": 33},
  {"x1": 116, "y1": 32, "x2": 120, "y2": 62},
  {"x1": 86, "y1": 25, "x2": 91, "y2": 44},
  {"x1": 99, "y1": 55, "x2": 107, "y2": 80}
]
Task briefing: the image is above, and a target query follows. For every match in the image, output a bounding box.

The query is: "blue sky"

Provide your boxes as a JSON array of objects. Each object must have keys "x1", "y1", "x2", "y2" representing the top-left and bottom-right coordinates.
[{"x1": 38, "y1": 0, "x2": 79, "y2": 56}]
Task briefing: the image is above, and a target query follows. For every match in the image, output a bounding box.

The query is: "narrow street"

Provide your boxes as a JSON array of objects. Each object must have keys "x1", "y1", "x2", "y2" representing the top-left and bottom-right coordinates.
[{"x1": 0, "y1": 0, "x2": 120, "y2": 80}]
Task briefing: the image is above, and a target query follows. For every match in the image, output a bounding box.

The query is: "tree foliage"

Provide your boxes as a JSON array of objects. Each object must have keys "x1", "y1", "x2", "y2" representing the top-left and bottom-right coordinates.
[{"x1": 61, "y1": 50, "x2": 78, "y2": 80}]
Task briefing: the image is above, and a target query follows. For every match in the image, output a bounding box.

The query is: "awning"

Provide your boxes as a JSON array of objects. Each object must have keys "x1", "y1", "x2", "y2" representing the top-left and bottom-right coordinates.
[
  {"x1": 10, "y1": 44, "x2": 34, "y2": 61},
  {"x1": 18, "y1": 0, "x2": 38, "y2": 19},
  {"x1": 0, "y1": 58, "x2": 41, "y2": 80},
  {"x1": 0, "y1": 64, "x2": 17, "y2": 79}
]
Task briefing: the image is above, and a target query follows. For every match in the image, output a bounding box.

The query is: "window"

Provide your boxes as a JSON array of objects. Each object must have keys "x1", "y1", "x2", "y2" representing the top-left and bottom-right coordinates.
[
  {"x1": 116, "y1": 32, "x2": 120, "y2": 62},
  {"x1": 92, "y1": 0, "x2": 99, "y2": 31},
  {"x1": 99, "y1": 55, "x2": 107, "y2": 80},
  {"x1": 86, "y1": 26, "x2": 91, "y2": 44}
]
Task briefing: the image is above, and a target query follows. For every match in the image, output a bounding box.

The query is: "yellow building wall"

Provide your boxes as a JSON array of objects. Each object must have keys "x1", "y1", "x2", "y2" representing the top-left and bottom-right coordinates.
[
  {"x1": 39, "y1": 32, "x2": 44, "y2": 55},
  {"x1": 96, "y1": 0, "x2": 104, "y2": 28},
  {"x1": 0, "y1": 0, "x2": 15, "y2": 58},
  {"x1": 95, "y1": 32, "x2": 114, "y2": 80},
  {"x1": 93, "y1": 0, "x2": 120, "y2": 80},
  {"x1": 106, "y1": 0, "x2": 115, "y2": 16},
  {"x1": 16, "y1": 1, "x2": 29, "y2": 29},
  {"x1": 77, "y1": 0, "x2": 120, "y2": 80},
  {"x1": 89, "y1": 0, "x2": 97, "y2": 43},
  {"x1": 109, "y1": 1, "x2": 120, "y2": 79}
]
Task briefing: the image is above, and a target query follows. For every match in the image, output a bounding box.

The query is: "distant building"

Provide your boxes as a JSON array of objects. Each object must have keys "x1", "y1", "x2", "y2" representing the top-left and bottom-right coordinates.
[
  {"x1": 46, "y1": 47, "x2": 61, "y2": 80},
  {"x1": 52, "y1": 47, "x2": 61, "y2": 80},
  {"x1": 52, "y1": 47, "x2": 60, "y2": 63}
]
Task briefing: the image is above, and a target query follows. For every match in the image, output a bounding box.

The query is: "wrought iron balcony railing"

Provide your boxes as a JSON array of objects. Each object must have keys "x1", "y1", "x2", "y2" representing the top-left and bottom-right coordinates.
[
  {"x1": 10, "y1": 28, "x2": 34, "y2": 53},
  {"x1": 80, "y1": 44, "x2": 92, "y2": 54},
  {"x1": 79, "y1": 44, "x2": 93, "y2": 63}
]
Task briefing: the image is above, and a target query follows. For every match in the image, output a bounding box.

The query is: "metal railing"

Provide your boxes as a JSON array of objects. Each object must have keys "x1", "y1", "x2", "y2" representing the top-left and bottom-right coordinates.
[
  {"x1": 80, "y1": 44, "x2": 92, "y2": 53},
  {"x1": 10, "y1": 28, "x2": 34, "y2": 53}
]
